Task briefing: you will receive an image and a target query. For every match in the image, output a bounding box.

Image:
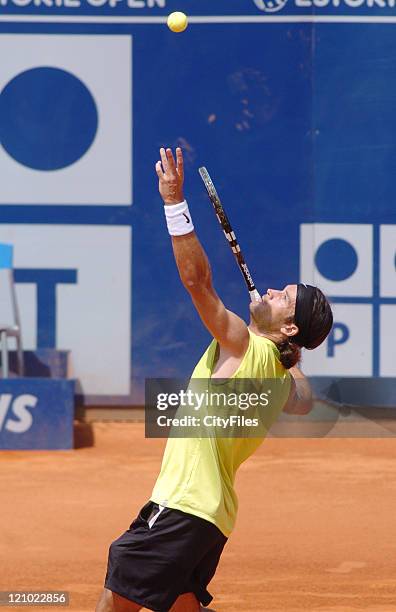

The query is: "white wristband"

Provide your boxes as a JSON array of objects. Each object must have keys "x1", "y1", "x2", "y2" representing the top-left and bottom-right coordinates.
[{"x1": 164, "y1": 200, "x2": 194, "y2": 236}]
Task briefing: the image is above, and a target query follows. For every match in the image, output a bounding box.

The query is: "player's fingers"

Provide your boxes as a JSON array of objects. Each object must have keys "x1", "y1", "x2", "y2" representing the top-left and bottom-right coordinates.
[
  {"x1": 166, "y1": 148, "x2": 177, "y2": 173},
  {"x1": 160, "y1": 147, "x2": 168, "y2": 171},
  {"x1": 176, "y1": 147, "x2": 184, "y2": 180},
  {"x1": 155, "y1": 160, "x2": 164, "y2": 179}
]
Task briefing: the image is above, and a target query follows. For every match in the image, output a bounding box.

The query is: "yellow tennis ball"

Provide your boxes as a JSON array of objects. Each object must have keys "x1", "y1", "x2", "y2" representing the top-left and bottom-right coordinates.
[{"x1": 167, "y1": 11, "x2": 188, "y2": 33}]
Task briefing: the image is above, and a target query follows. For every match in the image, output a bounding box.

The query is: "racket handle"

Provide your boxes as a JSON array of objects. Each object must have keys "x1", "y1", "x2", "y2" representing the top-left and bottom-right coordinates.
[{"x1": 249, "y1": 289, "x2": 262, "y2": 303}]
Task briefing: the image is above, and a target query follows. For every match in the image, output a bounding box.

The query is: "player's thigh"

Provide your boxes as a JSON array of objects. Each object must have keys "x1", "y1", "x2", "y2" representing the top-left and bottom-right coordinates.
[
  {"x1": 111, "y1": 591, "x2": 142, "y2": 612},
  {"x1": 169, "y1": 592, "x2": 200, "y2": 612}
]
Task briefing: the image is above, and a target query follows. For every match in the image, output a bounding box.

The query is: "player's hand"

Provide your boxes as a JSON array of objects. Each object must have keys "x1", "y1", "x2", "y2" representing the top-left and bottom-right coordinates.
[{"x1": 155, "y1": 147, "x2": 185, "y2": 205}]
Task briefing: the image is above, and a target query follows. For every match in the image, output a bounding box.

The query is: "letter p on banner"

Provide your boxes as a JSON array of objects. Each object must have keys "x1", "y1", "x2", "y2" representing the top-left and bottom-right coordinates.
[{"x1": 301, "y1": 304, "x2": 373, "y2": 376}]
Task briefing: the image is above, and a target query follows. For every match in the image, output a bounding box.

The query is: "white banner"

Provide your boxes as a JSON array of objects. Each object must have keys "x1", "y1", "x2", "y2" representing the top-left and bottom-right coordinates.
[
  {"x1": 0, "y1": 225, "x2": 131, "y2": 395},
  {"x1": 0, "y1": 34, "x2": 132, "y2": 205}
]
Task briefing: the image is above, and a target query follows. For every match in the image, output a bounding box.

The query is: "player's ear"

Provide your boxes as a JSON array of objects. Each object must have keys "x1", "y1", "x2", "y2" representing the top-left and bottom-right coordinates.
[{"x1": 280, "y1": 322, "x2": 299, "y2": 339}]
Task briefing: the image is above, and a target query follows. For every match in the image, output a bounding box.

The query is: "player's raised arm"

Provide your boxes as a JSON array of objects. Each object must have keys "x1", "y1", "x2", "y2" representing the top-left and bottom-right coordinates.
[{"x1": 155, "y1": 147, "x2": 249, "y2": 358}]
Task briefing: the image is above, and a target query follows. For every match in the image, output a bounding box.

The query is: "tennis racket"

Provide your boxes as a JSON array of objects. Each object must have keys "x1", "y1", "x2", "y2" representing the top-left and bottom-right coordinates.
[{"x1": 199, "y1": 167, "x2": 262, "y2": 303}]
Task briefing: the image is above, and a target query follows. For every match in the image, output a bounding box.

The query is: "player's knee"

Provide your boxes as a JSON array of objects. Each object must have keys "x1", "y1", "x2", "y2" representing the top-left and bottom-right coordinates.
[
  {"x1": 170, "y1": 592, "x2": 200, "y2": 611},
  {"x1": 95, "y1": 588, "x2": 114, "y2": 612}
]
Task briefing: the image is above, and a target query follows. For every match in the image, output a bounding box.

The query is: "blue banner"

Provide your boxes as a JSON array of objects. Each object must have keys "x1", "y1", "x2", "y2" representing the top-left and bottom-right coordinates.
[
  {"x1": 0, "y1": 379, "x2": 74, "y2": 449},
  {"x1": 0, "y1": 5, "x2": 395, "y2": 404}
]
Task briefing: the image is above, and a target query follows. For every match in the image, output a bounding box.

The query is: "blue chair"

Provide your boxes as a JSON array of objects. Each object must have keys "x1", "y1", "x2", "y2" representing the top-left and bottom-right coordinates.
[{"x1": 0, "y1": 244, "x2": 24, "y2": 377}]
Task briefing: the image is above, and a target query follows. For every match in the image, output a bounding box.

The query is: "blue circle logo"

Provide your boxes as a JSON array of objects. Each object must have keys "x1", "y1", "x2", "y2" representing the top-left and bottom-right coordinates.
[
  {"x1": 0, "y1": 67, "x2": 98, "y2": 171},
  {"x1": 252, "y1": 0, "x2": 288, "y2": 13},
  {"x1": 315, "y1": 238, "x2": 358, "y2": 282}
]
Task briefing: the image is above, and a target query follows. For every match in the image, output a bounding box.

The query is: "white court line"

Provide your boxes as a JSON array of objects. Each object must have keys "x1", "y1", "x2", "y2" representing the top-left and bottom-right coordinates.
[{"x1": 0, "y1": 14, "x2": 396, "y2": 24}]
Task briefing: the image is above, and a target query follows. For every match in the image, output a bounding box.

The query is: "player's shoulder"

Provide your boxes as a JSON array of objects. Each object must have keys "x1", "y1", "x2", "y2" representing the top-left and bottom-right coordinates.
[
  {"x1": 247, "y1": 329, "x2": 287, "y2": 375},
  {"x1": 247, "y1": 328, "x2": 278, "y2": 355}
]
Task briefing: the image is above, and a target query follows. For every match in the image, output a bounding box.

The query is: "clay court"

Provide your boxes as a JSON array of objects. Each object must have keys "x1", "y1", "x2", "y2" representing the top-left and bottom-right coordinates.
[{"x1": 2, "y1": 421, "x2": 396, "y2": 612}]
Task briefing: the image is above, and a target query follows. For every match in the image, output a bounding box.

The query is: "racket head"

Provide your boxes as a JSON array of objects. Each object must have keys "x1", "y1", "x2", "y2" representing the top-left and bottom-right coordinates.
[
  {"x1": 199, "y1": 166, "x2": 231, "y2": 230},
  {"x1": 199, "y1": 167, "x2": 223, "y2": 214},
  {"x1": 199, "y1": 165, "x2": 260, "y2": 297}
]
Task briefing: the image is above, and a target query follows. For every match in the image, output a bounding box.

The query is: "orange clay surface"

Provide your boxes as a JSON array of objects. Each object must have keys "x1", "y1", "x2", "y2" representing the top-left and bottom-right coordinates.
[{"x1": 1, "y1": 422, "x2": 396, "y2": 612}]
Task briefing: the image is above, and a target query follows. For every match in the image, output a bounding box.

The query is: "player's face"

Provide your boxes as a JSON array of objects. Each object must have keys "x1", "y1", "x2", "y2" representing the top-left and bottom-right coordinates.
[{"x1": 250, "y1": 284, "x2": 298, "y2": 337}]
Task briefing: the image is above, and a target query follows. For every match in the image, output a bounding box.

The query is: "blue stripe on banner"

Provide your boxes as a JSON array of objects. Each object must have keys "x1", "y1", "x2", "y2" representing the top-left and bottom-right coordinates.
[
  {"x1": 0, "y1": 243, "x2": 13, "y2": 269},
  {"x1": 0, "y1": 206, "x2": 134, "y2": 225},
  {"x1": 372, "y1": 224, "x2": 380, "y2": 377}
]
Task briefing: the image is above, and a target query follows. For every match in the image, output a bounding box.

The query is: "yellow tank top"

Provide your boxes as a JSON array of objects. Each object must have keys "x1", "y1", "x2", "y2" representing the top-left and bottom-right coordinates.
[{"x1": 150, "y1": 328, "x2": 291, "y2": 537}]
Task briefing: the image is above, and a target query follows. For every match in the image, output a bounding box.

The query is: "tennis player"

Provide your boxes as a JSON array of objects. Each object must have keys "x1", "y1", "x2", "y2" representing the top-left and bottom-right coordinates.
[{"x1": 96, "y1": 147, "x2": 333, "y2": 612}]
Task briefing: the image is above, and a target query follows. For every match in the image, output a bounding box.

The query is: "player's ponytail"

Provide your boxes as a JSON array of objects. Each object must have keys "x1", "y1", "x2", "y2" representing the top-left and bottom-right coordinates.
[{"x1": 276, "y1": 339, "x2": 301, "y2": 369}]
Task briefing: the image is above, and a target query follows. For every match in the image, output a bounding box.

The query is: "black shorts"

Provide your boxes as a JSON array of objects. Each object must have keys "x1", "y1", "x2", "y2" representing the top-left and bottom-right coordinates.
[{"x1": 104, "y1": 500, "x2": 228, "y2": 612}]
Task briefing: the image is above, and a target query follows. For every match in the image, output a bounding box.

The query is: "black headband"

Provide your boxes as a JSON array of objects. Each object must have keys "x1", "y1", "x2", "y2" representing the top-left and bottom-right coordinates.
[{"x1": 293, "y1": 283, "x2": 316, "y2": 348}]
